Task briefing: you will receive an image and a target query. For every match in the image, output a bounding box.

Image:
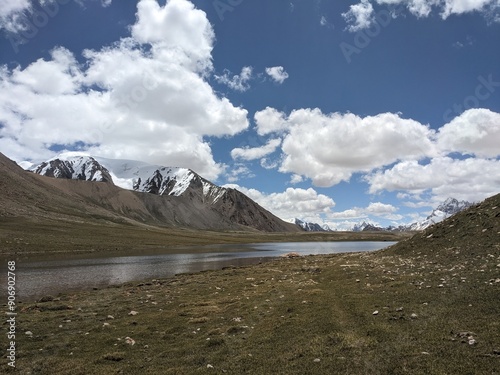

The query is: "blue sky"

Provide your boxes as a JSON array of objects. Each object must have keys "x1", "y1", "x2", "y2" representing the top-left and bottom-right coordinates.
[{"x1": 0, "y1": 0, "x2": 499, "y2": 229}]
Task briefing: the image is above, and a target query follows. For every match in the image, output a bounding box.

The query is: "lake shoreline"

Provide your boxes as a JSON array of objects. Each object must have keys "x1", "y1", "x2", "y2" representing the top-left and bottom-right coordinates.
[
  {"x1": 13, "y1": 244, "x2": 499, "y2": 374},
  {"x1": 0, "y1": 217, "x2": 413, "y2": 258},
  {"x1": 12, "y1": 241, "x2": 396, "y2": 302}
]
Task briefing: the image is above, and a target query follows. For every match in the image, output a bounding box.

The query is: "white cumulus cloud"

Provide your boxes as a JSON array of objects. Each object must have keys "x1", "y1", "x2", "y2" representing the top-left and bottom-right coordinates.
[
  {"x1": 343, "y1": 0, "x2": 500, "y2": 32},
  {"x1": 254, "y1": 107, "x2": 290, "y2": 136},
  {"x1": 367, "y1": 157, "x2": 500, "y2": 202},
  {"x1": 214, "y1": 66, "x2": 253, "y2": 92},
  {"x1": 0, "y1": 0, "x2": 249, "y2": 180},
  {"x1": 342, "y1": 0, "x2": 375, "y2": 32},
  {"x1": 268, "y1": 108, "x2": 437, "y2": 187},
  {"x1": 0, "y1": 0, "x2": 31, "y2": 33},
  {"x1": 437, "y1": 108, "x2": 500, "y2": 158},
  {"x1": 265, "y1": 66, "x2": 289, "y2": 84},
  {"x1": 231, "y1": 138, "x2": 281, "y2": 161},
  {"x1": 225, "y1": 185, "x2": 336, "y2": 221}
]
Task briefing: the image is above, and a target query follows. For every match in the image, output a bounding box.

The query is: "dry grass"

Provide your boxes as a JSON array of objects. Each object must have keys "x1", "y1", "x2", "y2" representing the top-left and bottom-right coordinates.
[
  {"x1": 0, "y1": 217, "x2": 408, "y2": 258},
  {"x1": 4, "y1": 195, "x2": 499, "y2": 374},
  {"x1": 9, "y1": 246, "x2": 500, "y2": 374}
]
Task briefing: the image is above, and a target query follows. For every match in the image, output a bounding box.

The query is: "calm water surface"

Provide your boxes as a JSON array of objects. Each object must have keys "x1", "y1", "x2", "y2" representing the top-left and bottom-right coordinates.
[{"x1": 11, "y1": 241, "x2": 395, "y2": 301}]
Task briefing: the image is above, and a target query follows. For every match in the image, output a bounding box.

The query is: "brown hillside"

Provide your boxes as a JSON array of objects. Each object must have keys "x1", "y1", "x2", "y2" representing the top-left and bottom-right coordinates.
[
  {"x1": 0, "y1": 152, "x2": 298, "y2": 232},
  {"x1": 383, "y1": 193, "x2": 500, "y2": 258}
]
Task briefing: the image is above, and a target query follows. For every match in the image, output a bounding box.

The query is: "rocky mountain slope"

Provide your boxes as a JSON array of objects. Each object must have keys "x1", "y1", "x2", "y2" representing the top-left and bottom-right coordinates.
[
  {"x1": 384, "y1": 192, "x2": 499, "y2": 257},
  {"x1": 294, "y1": 218, "x2": 328, "y2": 232},
  {"x1": 351, "y1": 198, "x2": 474, "y2": 232},
  {"x1": 406, "y1": 198, "x2": 473, "y2": 231},
  {"x1": 0, "y1": 154, "x2": 300, "y2": 232},
  {"x1": 31, "y1": 155, "x2": 113, "y2": 183}
]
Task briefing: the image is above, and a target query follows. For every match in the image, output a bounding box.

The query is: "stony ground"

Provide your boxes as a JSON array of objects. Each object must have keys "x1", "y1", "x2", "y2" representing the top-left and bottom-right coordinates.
[{"x1": 4, "y1": 194, "x2": 500, "y2": 374}]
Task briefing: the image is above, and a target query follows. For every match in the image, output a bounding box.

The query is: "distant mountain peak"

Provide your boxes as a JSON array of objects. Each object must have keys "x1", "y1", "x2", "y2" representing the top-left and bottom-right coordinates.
[
  {"x1": 352, "y1": 221, "x2": 384, "y2": 232},
  {"x1": 347, "y1": 197, "x2": 473, "y2": 232},
  {"x1": 30, "y1": 155, "x2": 113, "y2": 183},
  {"x1": 294, "y1": 218, "x2": 329, "y2": 232},
  {"x1": 29, "y1": 154, "x2": 298, "y2": 232}
]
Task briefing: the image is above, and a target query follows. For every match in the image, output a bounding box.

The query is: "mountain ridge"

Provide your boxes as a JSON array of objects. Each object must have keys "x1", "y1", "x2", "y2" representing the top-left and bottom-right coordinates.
[
  {"x1": 4, "y1": 153, "x2": 299, "y2": 233},
  {"x1": 294, "y1": 197, "x2": 474, "y2": 233}
]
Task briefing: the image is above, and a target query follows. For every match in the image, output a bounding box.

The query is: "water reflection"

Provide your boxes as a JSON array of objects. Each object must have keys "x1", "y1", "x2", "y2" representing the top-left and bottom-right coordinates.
[{"x1": 13, "y1": 241, "x2": 395, "y2": 301}]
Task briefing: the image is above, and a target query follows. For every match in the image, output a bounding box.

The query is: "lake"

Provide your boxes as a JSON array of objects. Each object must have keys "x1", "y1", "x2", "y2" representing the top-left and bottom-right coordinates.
[{"x1": 11, "y1": 241, "x2": 395, "y2": 301}]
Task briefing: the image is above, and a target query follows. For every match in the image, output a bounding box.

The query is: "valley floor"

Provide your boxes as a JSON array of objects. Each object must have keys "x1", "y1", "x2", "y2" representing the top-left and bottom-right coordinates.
[
  {"x1": 9, "y1": 243, "x2": 500, "y2": 374},
  {"x1": 0, "y1": 217, "x2": 410, "y2": 258}
]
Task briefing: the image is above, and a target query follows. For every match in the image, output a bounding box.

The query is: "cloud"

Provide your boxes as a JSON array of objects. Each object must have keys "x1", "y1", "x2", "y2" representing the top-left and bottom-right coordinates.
[
  {"x1": 439, "y1": 0, "x2": 498, "y2": 19},
  {"x1": 231, "y1": 138, "x2": 281, "y2": 161},
  {"x1": 214, "y1": 66, "x2": 253, "y2": 92},
  {"x1": 342, "y1": 0, "x2": 375, "y2": 32},
  {"x1": 343, "y1": 0, "x2": 500, "y2": 31},
  {"x1": 289, "y1": 174, "x2": 304, "y2": 184},
  {"x1": 320, "y1": 15, "x2": 334, "y2": 28},
  {"x1": 225, "y1": 164, "x2": 254, "y2": 183},
  {"x1": 365, "y1": 202, "x2": 398, "y2": 214},
  {"x1": 254, "y1": 106, "x2": 290, "y2": 136},
  {"x1": 259, "y1": 108, "x2": 437, "y2": 187},
  {"x1": 0, "y1": 0, "x2": 117, "y2": 33},
  {"x1": 328, "y1": 202, "x2": 401, "y2": 221},
  {"x1": 225, "y1": 185, "x2": 336, "y2": 221},
  {"x1": 437, "y1": 108, "x2": 500, "y2": 158},
  {"x1": 252, "y1": 105, "x2": 500, "y2": 205},
  {"x1": 0, "y1": 0, "x2": 31, "y2": 33},
  {"x1": 0, "y1": 0, "x2": 249, "y2": 180},
  {"x1": 367, "y1": 157, "x2": 500, "y2": 202},
  {"x1": 265, "y1": 66, "x2": 289, "y2": 84}
]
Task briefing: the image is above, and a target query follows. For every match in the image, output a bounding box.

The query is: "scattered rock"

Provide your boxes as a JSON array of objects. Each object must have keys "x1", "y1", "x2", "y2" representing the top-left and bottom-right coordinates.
[
  {"x1": 207, "y1": 364, "x2": 214, "y2": 369},
  {"x1": 102, "y1": 352, "x2": 125, "y2": 361},
  {"x1": 107, "y1": 315, "x2": 115, "y2": 320},
  {"x1": 128, "y1": 311, "x2": 138, "y2": 316},
  {"x1": 124, "y1": 337, "x2": 136, "y2": 346},
  {"x1": 396, "y1": 307, "x2": 403, "y2": 312},
  {"x1": 410, "y1": 313, "x2": 418, "y2": 319},
  {"x1": 25, "y1": 331, "x2": 33, "y2": 336},
  {"x1": 282, "y1": 252, "x2": 301, "y2": 258},
  {"x1": 373, "y1": 310, "x2": 379, "y2": 315},
  {"x1": 38, "y1": 296, "x2": 54, "y2": 303},
  {"x1": 313, "y1": 358, "x2": 321, "y2": 363}
]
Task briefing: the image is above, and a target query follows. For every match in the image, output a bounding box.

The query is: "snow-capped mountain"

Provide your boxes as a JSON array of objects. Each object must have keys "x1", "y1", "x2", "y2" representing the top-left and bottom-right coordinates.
[
  {"x1": 350, "y1": 198, "x2": 473, "y2": 232},
  {"x1": 352, "y1": 221, "x2": 385, "y2": 232},
  {"x1": 294, "y1": 218, "x2": 328, "y2": 232},
  {"x1": 408, "y1": 198, "x2": 473, "y2": 231},
  {"x1": 93, "y1": 156, "x2": 226, "y2": 203},
  {"x1": 30, "y1": 155, "x2": 226, "y2": 203},
  {"x1": 322, "y1": 224, "x2": 332, "y2": 231},
  {"x1": 29, "y1": 154, "x2": 299, "y2": 232},
  {"x1": 30, "y1": 155, "x2": 113, "y2": 183}
]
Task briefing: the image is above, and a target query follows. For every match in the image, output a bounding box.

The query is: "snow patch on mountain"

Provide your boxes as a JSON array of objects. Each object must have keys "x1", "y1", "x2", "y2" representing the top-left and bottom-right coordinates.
[
  {"x1": 350, "y1": 198, "x2": 473, "y2": 232},
  {"x1": 408, "y1": 198, "x2": 473, "y2": 230},
  {"x1": 30, "y1": 154, "x2": 229, "y2": 203},
  {"x1": 30, "y1": 155, "x2": 113, "y2": 183},
  {"x1": 93, "y1": 156, "x2": 194, "y2": 196},
  {"x1": 294, "y1": 218, "x2": 330, "y2": 232}
]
